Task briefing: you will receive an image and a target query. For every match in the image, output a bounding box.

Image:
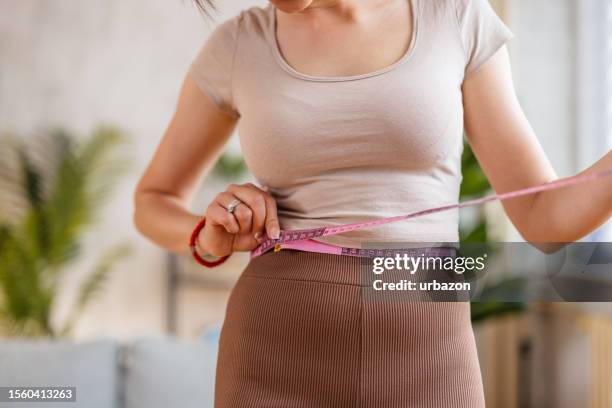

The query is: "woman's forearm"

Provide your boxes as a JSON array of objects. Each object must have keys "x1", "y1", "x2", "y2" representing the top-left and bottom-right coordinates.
[
  {"x1": 134, "y1": 191, "x2": 201, "y2": 255},
  {"x1": 522, "y1": 150, "x2": 612, "y2": 242},
  {"x1": 462, "y1": 48, "x2": 612, "y2": 243}
]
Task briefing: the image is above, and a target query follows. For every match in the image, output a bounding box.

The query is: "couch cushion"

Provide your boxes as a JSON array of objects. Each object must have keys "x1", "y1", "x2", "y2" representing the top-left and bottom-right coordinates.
[
  {"x1": 0, "y1": 339, "x2": 120, "y2": 408},
  {"x1": 124, "y1": 337, "x2": 217, "y2": 408}
]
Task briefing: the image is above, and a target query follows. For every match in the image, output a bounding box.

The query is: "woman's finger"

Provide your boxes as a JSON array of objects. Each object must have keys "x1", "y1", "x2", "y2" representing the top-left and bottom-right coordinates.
[
  {"x1": 232, "y1": 201, "x2": 253, "y2": 234},
  {"x1": 242, "y1": 183, "x2": 272, "y2": 240},
  {"x1": 262, "y1": 193, "x2": 280, "y2": 239},
  {"x1": 217, "y1": 191, "x2": 253, "y2": 234},
  {"x1": 238, "y1": 183, "x2": 280, "y2": 240},
  {"x1": 227, "y1": 184, "x2": 267, "y2": 239},
  {"x1": 206, "y1": 202, "x2": 240, "y2": 234}
]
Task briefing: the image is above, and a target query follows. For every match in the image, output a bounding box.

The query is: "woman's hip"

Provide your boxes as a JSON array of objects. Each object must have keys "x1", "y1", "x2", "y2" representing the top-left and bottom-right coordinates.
[
  {"x1": 214, "y1": 250, "x2": 483, "y2": 407},
  {"x1": 223, "y1": 250, "x2": 475, "y2": 347}
]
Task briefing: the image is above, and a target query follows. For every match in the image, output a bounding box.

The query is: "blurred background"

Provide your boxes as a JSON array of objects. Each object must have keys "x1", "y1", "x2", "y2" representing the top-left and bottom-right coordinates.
[{"x1": 0, "y1": 0, "x2": 611, "y2": 407}]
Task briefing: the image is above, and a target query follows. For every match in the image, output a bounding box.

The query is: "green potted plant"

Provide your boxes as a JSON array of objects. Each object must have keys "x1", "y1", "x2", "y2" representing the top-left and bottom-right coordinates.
[{"x1": 0, "y1": 126, "x2": 130, "y2": 338}]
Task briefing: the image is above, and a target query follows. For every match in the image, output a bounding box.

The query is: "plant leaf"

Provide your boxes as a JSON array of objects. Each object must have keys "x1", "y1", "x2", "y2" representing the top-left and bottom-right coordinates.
[{"x1": 0, "y1": 126, "x2": 130, "y2": 337}]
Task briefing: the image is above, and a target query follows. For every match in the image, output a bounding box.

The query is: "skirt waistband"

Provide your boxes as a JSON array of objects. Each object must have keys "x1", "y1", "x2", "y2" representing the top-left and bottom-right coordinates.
[{"x1": 242, "y1": 247, "x2": 459, "y2": 287}]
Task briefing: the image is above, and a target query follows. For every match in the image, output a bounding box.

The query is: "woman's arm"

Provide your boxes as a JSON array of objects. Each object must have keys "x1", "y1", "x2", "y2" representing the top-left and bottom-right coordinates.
[
  {"x1": 134, "y1": 75, "x2": 235, "y2": 254},
  {"x1": 462, "y1": 46, "x2": 612, "y2": 243},
  {"x1": 133, "y1": 75, "x2": 279, "y2": 256}
]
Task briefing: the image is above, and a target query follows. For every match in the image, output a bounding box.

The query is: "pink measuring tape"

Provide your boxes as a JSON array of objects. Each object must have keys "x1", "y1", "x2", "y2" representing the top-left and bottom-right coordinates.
[{"x1": 250, "y1": 169, "x2": 612, "y2": 259}]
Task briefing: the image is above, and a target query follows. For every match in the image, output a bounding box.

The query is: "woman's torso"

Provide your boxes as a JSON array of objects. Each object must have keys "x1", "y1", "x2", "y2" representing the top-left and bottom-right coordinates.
[{"x1": 189, "y1": 0, "x2": 513, "y2": 248}]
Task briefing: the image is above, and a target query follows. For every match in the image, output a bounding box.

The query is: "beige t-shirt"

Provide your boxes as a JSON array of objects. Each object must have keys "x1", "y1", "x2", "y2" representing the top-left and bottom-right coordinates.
[{"x1": 189, "y1": 0, "x2": 514, "y2": 248}]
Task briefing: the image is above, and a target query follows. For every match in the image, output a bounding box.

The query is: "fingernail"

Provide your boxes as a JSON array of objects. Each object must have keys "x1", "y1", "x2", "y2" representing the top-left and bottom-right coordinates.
[
  {"x1": 254, "y1": 231, "x2": 261, "y2": 240},
  {"x1": 271, "y1": 228, "x2": 280, "y2": 240}
]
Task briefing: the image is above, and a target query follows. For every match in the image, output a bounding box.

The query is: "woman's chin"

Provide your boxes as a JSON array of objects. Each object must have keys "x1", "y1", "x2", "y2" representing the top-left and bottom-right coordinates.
[{"x1": 270, "y1": 0, "x2": 314, "y2": 13}]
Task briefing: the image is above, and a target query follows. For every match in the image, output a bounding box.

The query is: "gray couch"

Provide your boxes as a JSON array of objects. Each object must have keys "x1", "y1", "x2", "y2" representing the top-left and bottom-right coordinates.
[{"x1": 0, "y1": 333, "x2": 219, "y2": 408}]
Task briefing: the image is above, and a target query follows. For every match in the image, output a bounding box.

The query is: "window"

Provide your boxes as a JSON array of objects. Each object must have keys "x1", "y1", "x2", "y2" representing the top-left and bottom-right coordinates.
[{"x1": 577, "y1": 0, "x2": 612, "y2": 241}]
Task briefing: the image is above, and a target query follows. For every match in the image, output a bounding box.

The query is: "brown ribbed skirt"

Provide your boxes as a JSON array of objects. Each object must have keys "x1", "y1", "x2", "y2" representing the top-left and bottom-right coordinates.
[{"x1": 214, "y1": 250, "x2": 485, "y2": 407}]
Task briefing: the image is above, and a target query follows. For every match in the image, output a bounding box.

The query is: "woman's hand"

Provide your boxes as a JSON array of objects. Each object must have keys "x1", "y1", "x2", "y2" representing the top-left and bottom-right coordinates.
[{"x1": 197, "y1": 183, "x2": 281, "y2": 257}]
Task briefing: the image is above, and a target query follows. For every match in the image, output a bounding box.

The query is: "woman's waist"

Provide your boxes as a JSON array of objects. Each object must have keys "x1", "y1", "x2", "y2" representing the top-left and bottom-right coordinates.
[
  {"x1": 274, "y1": 238, "x2": 458, "y2": 258},
  {"x1": 243, "y1": 245, "x2": 459, "y2": 287},
  {"x1": 275, "y1": 216, "x2": 461, "y2": 249}
]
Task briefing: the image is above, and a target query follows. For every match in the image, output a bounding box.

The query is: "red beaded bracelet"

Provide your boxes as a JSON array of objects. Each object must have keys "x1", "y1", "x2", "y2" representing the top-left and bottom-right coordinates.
[{"x1": 189, "y1": 218, "x2": 230, "y2": 267}]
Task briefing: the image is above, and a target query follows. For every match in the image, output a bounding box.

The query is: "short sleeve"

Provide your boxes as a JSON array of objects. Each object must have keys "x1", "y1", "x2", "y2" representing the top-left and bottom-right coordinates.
[
  {"x1": 189, "y1": 16, "x2": 241, "y2": 118},
  {"x1": 455, "y1": 0, "x2": 514, "y2": 79}
]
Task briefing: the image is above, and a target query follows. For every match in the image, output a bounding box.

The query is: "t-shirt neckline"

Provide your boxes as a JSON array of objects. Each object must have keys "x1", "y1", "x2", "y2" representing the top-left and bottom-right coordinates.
[{"x1": 266, "y1": 0, "x2": 420, "y2": 83}]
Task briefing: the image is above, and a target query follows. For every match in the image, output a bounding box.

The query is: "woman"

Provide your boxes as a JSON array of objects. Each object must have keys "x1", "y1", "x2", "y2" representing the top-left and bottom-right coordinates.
[{"x1": 134, "y1": 0, "x2": 612, "y2": 406}]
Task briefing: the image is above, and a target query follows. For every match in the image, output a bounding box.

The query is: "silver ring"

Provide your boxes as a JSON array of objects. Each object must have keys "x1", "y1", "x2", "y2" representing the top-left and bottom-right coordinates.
[{"x1": 226, "y1": 198, "x2": 242, "y2": 214}]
